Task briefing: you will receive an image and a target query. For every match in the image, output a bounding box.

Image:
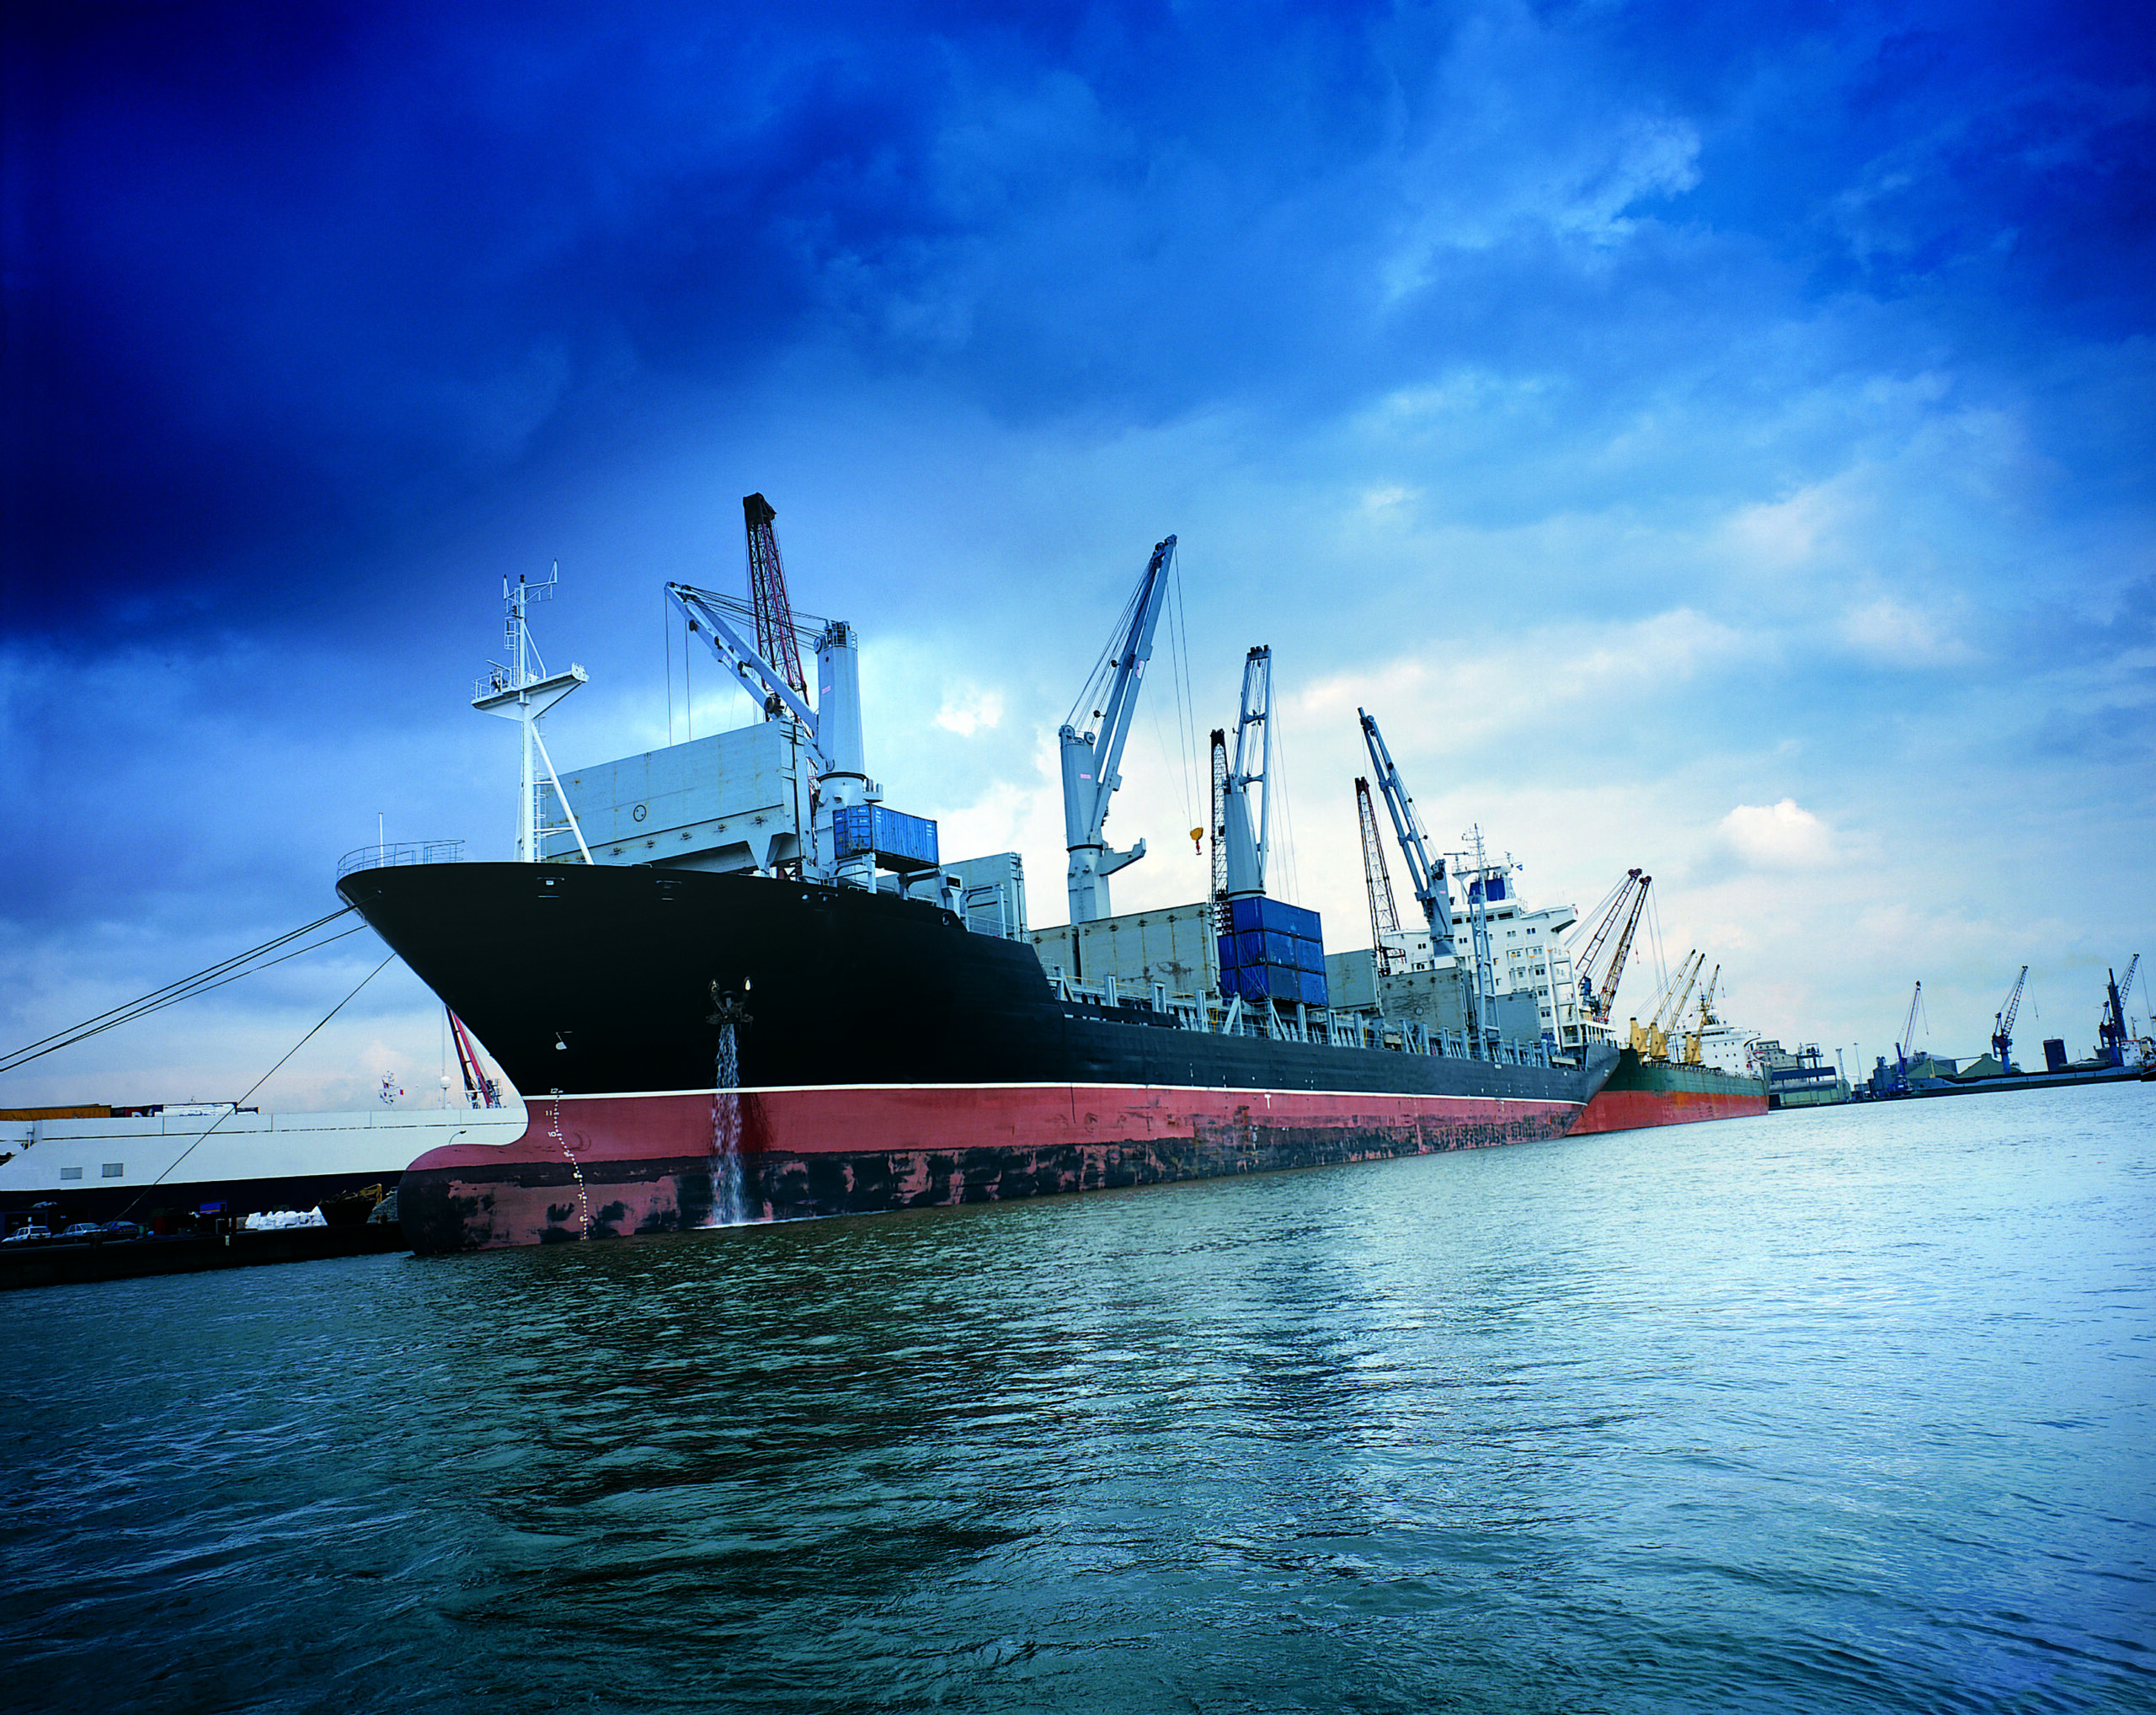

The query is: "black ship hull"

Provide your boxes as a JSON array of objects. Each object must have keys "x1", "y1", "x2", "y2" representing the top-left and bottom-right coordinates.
[{"x1": 336, "y1": 863, "x2": 1620, "y2": 1251}]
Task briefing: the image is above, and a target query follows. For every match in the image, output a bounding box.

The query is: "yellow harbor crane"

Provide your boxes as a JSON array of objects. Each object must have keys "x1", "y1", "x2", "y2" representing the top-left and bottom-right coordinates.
[
  {"x1": 1630, "y1": 950, "x2": 1705, "y2": 1061},
  {"x1": 1683, "y1": 964, "x2": 1721, "y2": 1066}
]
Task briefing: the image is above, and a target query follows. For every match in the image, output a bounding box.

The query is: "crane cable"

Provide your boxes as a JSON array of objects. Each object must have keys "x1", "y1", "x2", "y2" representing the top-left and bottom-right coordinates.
[
  {"x1": 1, "y1": 910, "x2": 366, "y2": 1075},
  {"x1": 120, "y1": 950, "x2": 399, "y2": 1218}
]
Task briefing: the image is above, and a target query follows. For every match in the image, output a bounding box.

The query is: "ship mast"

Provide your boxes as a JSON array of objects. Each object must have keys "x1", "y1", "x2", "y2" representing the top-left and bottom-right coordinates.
[{"x1": 472, "y1": 565, "x2": 592, "y2": 864}]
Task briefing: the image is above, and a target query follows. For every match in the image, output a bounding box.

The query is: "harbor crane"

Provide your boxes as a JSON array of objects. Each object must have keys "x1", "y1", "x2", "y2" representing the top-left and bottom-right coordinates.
[
  {"x1": 742, "y1": 493, "x2": 809, "y2": 702},
  {"x1": 1208, "y1": 728, "x2": 1229, "y2": 926},
  {"x1": 1991, "y1": 965, "x2": 2028, "y2": 1071},
  {"x1": 1354, "y1": 777, "x2": 1406, "y2": 977},
  {"x1": 2098, "y1": 954, "x2": 2139, "y2": 1066},
  {"x1": 1891, "y1": 980, "x2": 1925, "y2": 1091},
  {"x1": 670, "y1": 500, "x2": 873, "y2": 885},
  {"x1": 1358, "y1": 708, "x2": 1488, "y2": 1053},
  {"x1": 1682, "y1": 964, "x2": 1721, "y2": 1065},
  {"x1": 1218, "y1": 647, "x2": 1273, "y2": 900},
  {"x1": 1573, "y1": 868, "x2": 1650, "y2": 1024},
  {"x1": 1059, "y1": 536, "x2": 1177, "y2": 923},
  {"x1": 1634, "y1": 949, "x2": 1704, "y2": 1061}
]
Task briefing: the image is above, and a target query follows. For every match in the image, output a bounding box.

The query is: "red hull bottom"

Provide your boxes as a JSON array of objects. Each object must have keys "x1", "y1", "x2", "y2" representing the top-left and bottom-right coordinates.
[
  {"x1": 1566, "y1": 1086, "x2": 1767, "y2": 1136},
  {"x1": 400, "y1": 1083, "x2": 1587, "y2": 1253}
]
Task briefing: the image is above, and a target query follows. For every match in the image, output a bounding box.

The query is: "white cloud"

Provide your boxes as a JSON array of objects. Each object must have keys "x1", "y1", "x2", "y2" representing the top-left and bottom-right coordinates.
[
  {"x1": 1836, "y1": 596, "x2": 1977, "y2": 665},
  {"x1": 1719, "y1": 799, "x2": 1833, "y2": 869},
  {"x1": 934, "y1": 684, "x2": 1006, "y2": 737},
  {"x1": 1296, "y1": 607, "x2": 1757, "y2": 755}
]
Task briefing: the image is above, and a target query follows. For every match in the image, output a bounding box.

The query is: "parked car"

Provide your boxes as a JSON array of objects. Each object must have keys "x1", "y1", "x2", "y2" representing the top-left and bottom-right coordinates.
[
  {"x1": 54, "y1": 1222, "x2": 105, "y2": 1243},
  {"x1": 2, "y1": 1225, "x2": 53, "y2": 1245},
  {"x1": 100, "y1": 1221, "x2": 145, "y2": 1242}
]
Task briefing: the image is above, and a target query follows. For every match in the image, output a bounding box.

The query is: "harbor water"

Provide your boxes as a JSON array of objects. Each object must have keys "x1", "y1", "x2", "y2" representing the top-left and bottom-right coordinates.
[{"x1": 3, "y1": 1084, "x2": 2150, "y2": 1712}]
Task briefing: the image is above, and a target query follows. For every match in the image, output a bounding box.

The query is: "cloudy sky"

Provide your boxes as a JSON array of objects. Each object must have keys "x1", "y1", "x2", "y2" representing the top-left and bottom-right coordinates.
[{"x1": 3, "y1": 0, "x2": 2150, "y2": 1109}]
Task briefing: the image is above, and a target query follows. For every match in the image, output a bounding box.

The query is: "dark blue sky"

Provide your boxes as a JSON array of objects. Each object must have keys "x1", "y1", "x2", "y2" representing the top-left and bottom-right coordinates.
[{"x1": 3, "y1": 0, "x2": 2151, "y2": 1103}]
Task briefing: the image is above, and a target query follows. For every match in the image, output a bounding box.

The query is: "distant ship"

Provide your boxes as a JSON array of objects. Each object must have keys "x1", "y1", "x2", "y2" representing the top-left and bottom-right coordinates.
[{"x1": 0, "y1": 1098, "x2": 525, "y2": 1227}]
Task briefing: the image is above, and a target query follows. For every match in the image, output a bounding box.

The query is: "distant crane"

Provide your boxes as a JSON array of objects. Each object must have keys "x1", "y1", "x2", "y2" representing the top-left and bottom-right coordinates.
[
  {"x1": 1573, "y1": 868, "x2": 1650, "y2": 1024},
  {"x1": 1059, "y1": 535, "x2": 1177, "y2": 923},
  {"x1": 1354, "y1": 777, "x2": 1406, "y2": 977},
  {"x1": 2098, "y1": 955, "x2": 2139, "y2": 1066},
  {"x1": 741, "y1": 493, "x2": 809, "y2": 703},
  {"x1": 1893, "y1": 980, "x2": 1925, "y2": 1091},
  {"x1": 1991, "y1": 965, "x2": 2028, "y2": 1071},
  {"x1": 1358, "y1": 708, "x2": 1484, "y2": 1052}
]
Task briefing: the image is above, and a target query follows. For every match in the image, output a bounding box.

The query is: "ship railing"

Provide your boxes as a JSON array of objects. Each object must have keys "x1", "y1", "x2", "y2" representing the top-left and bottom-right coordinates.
[
  {"x1": 337, "y1": 839, "x2": 467, "y2": 881},
  {"x1": 1043, "y1": 969, "x2": 1553, "y2": 1066}
]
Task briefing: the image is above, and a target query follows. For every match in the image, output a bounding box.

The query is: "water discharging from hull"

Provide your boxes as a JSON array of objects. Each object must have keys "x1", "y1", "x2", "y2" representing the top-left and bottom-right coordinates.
[{"x1": 707, "y1": 1007, "x2": 749, "y2": 1226}]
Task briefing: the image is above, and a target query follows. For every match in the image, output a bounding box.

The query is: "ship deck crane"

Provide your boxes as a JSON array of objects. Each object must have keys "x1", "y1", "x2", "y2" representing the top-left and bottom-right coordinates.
[
  {"x1": 1991, "y1": 965, "x2": 2028, "y2": 1071},
  {"x1": 1208, "y1": 728, "x2": 1229, "y2": 927},
  {"x1": 1060, "y1": 536, "x2": 1177, "y2": 923},
  {"x1": 670, "y1": 526, "x2": 872, "y2": 885},
  {"x1": 1574, "y1": 869, "x2": 1649, "y2": 1024},
  {"x1": 1636, "y1": 950, "x2": 1703, "y2": 1060},
  {"x1": 1358, "y1": 708, "x2": 1487, "y2": 1053},
  {"x1": 742, "y1": 493, "x2": 808, "y2": 703},
  {"x1": 1683, "y1": 964, "x2": 1721, "y2": 1065},
  {"x1": 1219, "y1": 647, "x2": 1273, "y2": 900},
  {"x1": 1355, "y1": 777, "x2": 1406, "y2": 977}
]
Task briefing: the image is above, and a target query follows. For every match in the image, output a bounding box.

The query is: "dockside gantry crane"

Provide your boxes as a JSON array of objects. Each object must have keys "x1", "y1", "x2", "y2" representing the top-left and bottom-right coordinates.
[
  {"x1": 1991, "y1": 965, "x2": 2028, "y2": 1071},
  {"x1": 1059, "y1": 536, "x2": 1177, "y2": 924},
  {"x1": 1354, "y1": 777, "x2": 1406, "y2": 977}
]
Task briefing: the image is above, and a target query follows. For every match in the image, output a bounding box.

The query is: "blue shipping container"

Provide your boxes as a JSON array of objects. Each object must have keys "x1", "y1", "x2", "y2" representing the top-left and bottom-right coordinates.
[
  {"x1": 1233, "y1": 928, "x2": 1301, "y2": 967},
  {"x1": 833, "y1": 804, "x2": 940, "y2": 872},
  {"x1": 1296, "y1": 969, "x2": 1329, "y2": 1007},
  {"x1": 1225, "y1": 895, "x2": 1322, "y2": 942},
  {"x1": 1292, "y1": 936, "x2": 1325, "y2": 974}
]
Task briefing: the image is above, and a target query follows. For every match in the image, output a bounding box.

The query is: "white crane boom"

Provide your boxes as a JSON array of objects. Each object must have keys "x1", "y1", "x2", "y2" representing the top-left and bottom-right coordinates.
[
  {"x1": 1356, "y1": 709, "x2": 1453, "y2": 955},
  {"x1": 1219, "y1": 647, "x2": 1273, "y2": 897},
  {"x1": 1059, "y1": 535, "x2": 1177, "y2": 923}
]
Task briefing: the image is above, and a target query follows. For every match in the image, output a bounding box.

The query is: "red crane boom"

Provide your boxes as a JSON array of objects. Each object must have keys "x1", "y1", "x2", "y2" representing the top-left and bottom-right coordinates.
[{"x1": 742, "y1": 493, "x2": 808, "y2": 700}]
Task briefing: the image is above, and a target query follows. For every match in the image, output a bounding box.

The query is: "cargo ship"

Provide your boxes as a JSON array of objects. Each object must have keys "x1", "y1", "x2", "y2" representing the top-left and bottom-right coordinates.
[
  {"x1": 1566, "y1": 1048, "x2": 1768, "y2": 1134},
  {"x1": 1561, "y1": 930, "x2": 1769, "y2": 1133},
  {"x1": 344, "y1": 862, "x2": 1620, "y2": 1251},
  {"x1": 352, "y1": 519, "x2": 1620, "y2": 1253}
]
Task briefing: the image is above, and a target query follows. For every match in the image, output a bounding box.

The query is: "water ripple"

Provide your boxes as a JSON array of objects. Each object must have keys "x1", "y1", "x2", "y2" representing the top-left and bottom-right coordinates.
[{"x1": 3, "y1": 1084, "x2": 2152, "y2": 1712}]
